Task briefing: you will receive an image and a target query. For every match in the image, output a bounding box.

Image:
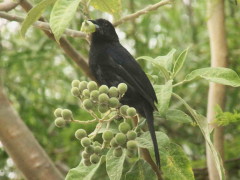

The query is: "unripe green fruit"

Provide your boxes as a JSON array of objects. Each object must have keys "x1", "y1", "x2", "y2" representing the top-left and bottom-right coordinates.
[
  {"x1": 81, "y1": 137, "x2": 91, "y2": 147},
  {"x1": 120, "y1": 105, "x2": 129, "y2": 116},
  {"x1": 83, "y1": 159, "x2": 91, "y2": 166},
  {"x1": 85, "y1": 145, "x2": 94, "y2": 154},
  {"x1": 90, "y1": 90, "x2": 99, "y2": 101},
  {"x1": 119, "y1": 122, "x2": 131, "y2": 134},
  {"x1": 109, "y1": 97, "x2": 119, "y2": 108},
  {"x1": 54, "y1": 117, "x2": 66, "y2": 127},
  {"x1": 71, "y1": 80, "x2": 80, "y2": 87},
  {"x1": 75, "y1": 129, "x2": 87, "y2": 140},
  {"x1": 110, "y1": 138, "x2": 118, "y2": 148},
  {"x1": 61, "y1": 109, "x2": 73, "y2": 120},
  {"x1": 71, "y1": 87, "x2": 80, "y2": 97},
  {"x1": 94, "y1": 146, "x2": 102, "y2": 154},
  {"x1": 113, "y1": 147, "x2": 123, "y2": 157},
  {"x1": 102, "y1": 130, "x2": 114, "y2": 142},
  {"x1": 108, "y1": 87, "x2": 119, "y2": 97},
  {"x1": 127, "y1": 107, "x2": 137, "y2": 117},
  {"x1": 118, "y1": 83, "x2": 127, "y2": 95},
  {"x1": 115, "y1": 133, "x2": 127, "y2": 145},
  {"x1": 82, "y1": 89, "x2": 90, "y2": 98},
  {"x1": 83, "y1": 99, "x2": 93, "y2": 110},
  {"x1": 90, "y1": 154, "x2": 100, "y2": 164},
  {"x1": 54, "y1": 108, "x2": 63, "y2": 117},
  {"x1": 99, "y1": 85, "x2": 109, "y2": 94},
  {"x1": 98, "y1": 93, "x2": 109, "y2": 104},
  {"x1": 93, "y1": 141, "x2": 101, "y2": 147},
  {"x1": 98, "y1": 104, "x2": 109, "y2": 113},
  {"x1": 79, "y1": 81, "x2": 88, "y2": 92},
  {"x1": 87, "y1": 81, "x2": 98, "y2": 91},
  {"x1": 127, "y1": 140, "x2": 138, "y2": 150},
  {"x1": 127, "y1": 130, "x2": 137, "y2": 140},
  {"x1": 127, "y1": 149, "x2": 136, "y2": 158},
  {"x1": 82, "y1": 151, "x2": 90, "y2": 159}
]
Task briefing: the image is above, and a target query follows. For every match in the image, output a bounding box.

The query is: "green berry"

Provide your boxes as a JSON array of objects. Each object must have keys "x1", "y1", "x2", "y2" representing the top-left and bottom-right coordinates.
[
  {"x1": 81, "y1": 137, "x2": 91, "y2": 147},
  {"x1": 127, "y1": 130, "x2": 137, "y2": 140},
  {"x1": 90, "y1": 90, "x2": 99, "y2": 101},
  {"x1": 83, "y1": 99, "x2": 93, "y2": 110},
  {"x1": 61, "y1": 109, "x2": 73, "y2": 120},
  {"x1": 98, "y1": 104, "x2": 109, "y2": 113},
  {"x1": 127, "y1": 107, "x2": 137, "y2": 117},
  {"x1": 54, "y1": 108, "x2": 63, "y2": 117},
  {"x1": 71, "y1": 87, "x2": 80, "y2": 97},
  {"x1": 93, "y1": 141, "x2": 101, "y2": 147},
  {"x1": 85, "y1": 145, "x2": 94, "y2": 154},
  {"x1": 115, "y1": 133, "x2": 127, "y2": 145},
  {"x1": 108, "y1": 87, "x2": 119, "y2": 97},
  {"x1": 75, "y1": 129, "x2": 87, "y2": 140},
  {"x1": 54, "y1": 117, "x2": 66, "y2": 128},
  {"x1": 83, "y1": 159, "x2": 91, "y2": 166},
  {"x1": 98, "y1": 93, "x2": 109, "y2": 104},
  {"x1": 110, "y1": 138, "x2": 118, "y2": 148},
  {"x1": 71, "y1": 80, "x2": 80, "y2": 87},
  {"x1": 102, "y1": 130, "x2": 114, "y2": 142},
  {"x1": 118, "y1": 83, "x2": 127, "y2": 95},
  {"x1": 113, "y1": 147, "x2": 123, "y2": 157},
  {"x1": 127, "y1": 140, "x2": 138, "y2": 150},
  {"x1": 82, "y1": 89, "x2": 90, "y2": 98},
  {"x1": 119, "y1": 122, "x2": 131, "y2": 134},
  {"x1": 127, "y1": 149, "x2": 136, "y2": 158},
  {"x1": 79, "y1": 81, "x2": 88, "y2": 92},
  {"x1": 90, "y1": 154, "x2": 100, "y2": 164},
  {"x1": 82, "y1": 151, "x2": 90, "y2": 159},
  {"x1": 87, "y1": 81, "x2": 98, "y2": 91},
  {"x1": 120, "y1": 105, "x2": 129, "y2": 116},
  {"x1": 109, "y1": 97, "x2": 119, "y2": 108},
  {"x1": 99, "y1": 85, "x2": 109, "y2": 94},
  {"x1": 94, "y1": 146, "x2": 102, "y2": 154}
]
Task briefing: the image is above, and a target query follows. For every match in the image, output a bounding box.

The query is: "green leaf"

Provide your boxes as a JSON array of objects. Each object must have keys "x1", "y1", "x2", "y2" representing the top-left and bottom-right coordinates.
[
  {"x1": 155, "y1": 80, "x2": 173, "y2": 116},
  {"x1": 172, "y1": 48, "x2": 189, "y2": 77},
  {"x1": 21, "y1": 0, "x2": 57, "y2": 37},
  {"x1": 50, "y1": 0, "x2": 82, "y2": 42},
  {"x1": 173, "y1": 93, "x2": 225, "y2": 180},
  {"x1": 160, "y1": 143, "x2": 195, "y2": 180},
  {"x1": 90, "y1": 0, "x2": 122, "y2": 18},
  {"x1": 137, "y1": 56, "x2": 170, "y2": 80},
  {"x1": 106, "y1": 148, "x2": 126, "y2": 180},
  {"x1": 154, "y1": 49, "x2": 176, "y2": 72},
  {"x1": 125, "y1": 159, "x2": 157, "y2": 180},
  {"x1": 185, "y1": 67, "x2": 240, "y2": 87},
  {"x1": 136, "y1": 131, "x2": 170, "y2": 149},
  {"x1": 166, "y1": 109, "x2": 193, "y2": 123},
  {"x1": 66, "y1": 156, "x2": 108, "y2": 180}
]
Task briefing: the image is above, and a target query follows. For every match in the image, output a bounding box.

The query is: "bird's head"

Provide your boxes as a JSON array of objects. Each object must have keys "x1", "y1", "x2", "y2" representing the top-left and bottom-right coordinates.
[{"x1": 86, "y1": 19, "x2": 119, "y2": 43}]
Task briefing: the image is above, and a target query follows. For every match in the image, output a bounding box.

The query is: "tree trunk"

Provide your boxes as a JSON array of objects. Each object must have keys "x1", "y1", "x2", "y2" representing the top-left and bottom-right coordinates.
[
  {"x1": 206, "y1": 0, "x2": 228, "y2": 179},
  {"x1": 0, "y1": 86, "x2": 64, "y2": 180}
]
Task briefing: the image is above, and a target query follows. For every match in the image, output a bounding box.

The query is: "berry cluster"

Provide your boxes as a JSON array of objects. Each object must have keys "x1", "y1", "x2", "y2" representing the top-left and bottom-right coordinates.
[{"x1": 54, "y1": 108, "x2": 73, "y2": 127}]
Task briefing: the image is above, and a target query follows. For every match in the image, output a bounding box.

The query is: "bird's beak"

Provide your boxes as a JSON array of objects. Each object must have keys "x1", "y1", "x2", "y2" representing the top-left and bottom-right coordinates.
[{"x1": 87, "y1": 20, "x2": 99, "y2": 29}]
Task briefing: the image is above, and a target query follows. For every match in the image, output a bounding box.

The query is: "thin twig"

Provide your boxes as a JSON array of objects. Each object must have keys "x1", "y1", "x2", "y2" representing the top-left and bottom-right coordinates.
[
  {"x1": 113, "y1": 0, "x2": 172, "y2": 26},
  {"x1": 0, "y1": 1, "x2": 20, "y2": 12}
]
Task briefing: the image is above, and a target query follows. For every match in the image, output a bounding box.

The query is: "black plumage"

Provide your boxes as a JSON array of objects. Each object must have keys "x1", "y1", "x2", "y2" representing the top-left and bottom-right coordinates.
[{"x1": 88, "y1": 19, "x2": 160, "y2": 166}]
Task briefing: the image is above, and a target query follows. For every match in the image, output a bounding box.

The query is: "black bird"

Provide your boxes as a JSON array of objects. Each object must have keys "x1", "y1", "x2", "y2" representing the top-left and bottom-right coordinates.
[{"x1": 88, "y1": 19, "x2": 160, "y2": 166}]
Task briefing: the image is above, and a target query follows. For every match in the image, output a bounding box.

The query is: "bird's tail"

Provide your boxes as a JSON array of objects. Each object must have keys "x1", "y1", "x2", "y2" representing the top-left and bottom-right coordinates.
[{"x1": 144, "y1": 106, "x2": 160, "y2": 167}]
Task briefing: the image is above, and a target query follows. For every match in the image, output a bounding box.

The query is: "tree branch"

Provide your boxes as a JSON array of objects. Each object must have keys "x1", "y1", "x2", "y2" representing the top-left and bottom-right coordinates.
[
  {"x1": 113, "y1": 0, "x2": 172, "y2": 26},
  {"x1": 0, "y1": 1, "x2": 20, "y2": 12}
]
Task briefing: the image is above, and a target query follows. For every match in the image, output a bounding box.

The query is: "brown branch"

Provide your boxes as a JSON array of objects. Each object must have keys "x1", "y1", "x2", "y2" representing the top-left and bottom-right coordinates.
[
  {"x1": 0, "y1": 87, "x2": 64, "y2": 180},
  {"x1": 113, "y1": 0, "x2": 172, "y2": 26},
  {"x1": 0, "y1": 1, "x2": 19, "y2": 12}
]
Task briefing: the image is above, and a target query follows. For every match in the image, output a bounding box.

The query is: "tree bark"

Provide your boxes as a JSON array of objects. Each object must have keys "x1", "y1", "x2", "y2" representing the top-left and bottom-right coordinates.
[
  {"x1": 0, "y1": 86, "x2": 64, "y2": 180},
  {"x1": 206, "y1": 0, "x2": 228, "y2": 179}
]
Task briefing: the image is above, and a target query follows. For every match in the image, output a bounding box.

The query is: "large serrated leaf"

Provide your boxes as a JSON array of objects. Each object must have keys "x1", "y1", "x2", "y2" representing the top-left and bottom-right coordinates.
[
  {"x1": 185, "y1": 67, "x2": 240, "y2": 87},
  {"x1": 125, "y1": 159, "x2": 157, "y2": 180},
  {"x1": 65, "y1": 156, "x2": 108, "y2": 180},
  {"x1": 106, "y1": 148, "x2": 126, "y2": 180},
  {"x1": 90, "y1": 0, "x2": 122, "y2": 18},
  {"x1": 160, "y1": 143, "x2": 195, "y2": 180},
  {"x1": 166, "y1": 109, "x2": 193, "y2": 123},
  {"x1": 21, "y1": 0, "x2": 57, "y2": 37},
  {"x1": 155, "y1": 80, "x2": 173, "y2": 116},
  {"x1": 50, "y1": 0, "x2": 81, "y2": 42},
  {"x1": 172, "y1": 48, "x2": 189, "y2": 77}
]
